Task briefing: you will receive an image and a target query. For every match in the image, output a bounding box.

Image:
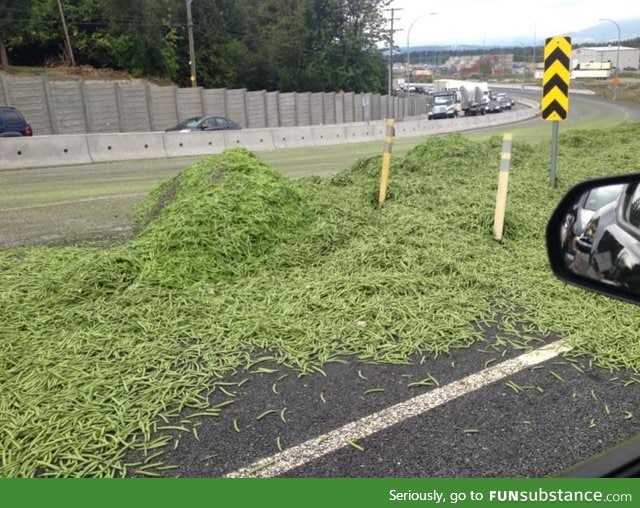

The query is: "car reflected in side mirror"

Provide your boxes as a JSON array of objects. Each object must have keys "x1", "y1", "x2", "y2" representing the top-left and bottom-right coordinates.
[{"x1": 547, "y1": 173, "x2": 640, "y2": 305}]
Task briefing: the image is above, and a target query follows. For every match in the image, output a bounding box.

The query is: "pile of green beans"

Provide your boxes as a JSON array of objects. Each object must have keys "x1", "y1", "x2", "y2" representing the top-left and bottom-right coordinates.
[{"x1": 1, "y1": 129, "x2": 639, "y2": 477}]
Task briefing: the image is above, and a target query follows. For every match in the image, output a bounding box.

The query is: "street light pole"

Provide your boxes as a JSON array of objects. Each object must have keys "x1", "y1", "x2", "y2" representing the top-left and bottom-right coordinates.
[
  {"x1": 599, "y1": 18, "x2": 621, "y2": 76},
  {"x1": 405, "y1": 13, "x2": 438, "y2": 101},
  {"x1": 56, "y1": 0, "x2": 76, "y2": 67},
  {"x1": 186, "y1": 0, "x2": 197, "y2": 87}
]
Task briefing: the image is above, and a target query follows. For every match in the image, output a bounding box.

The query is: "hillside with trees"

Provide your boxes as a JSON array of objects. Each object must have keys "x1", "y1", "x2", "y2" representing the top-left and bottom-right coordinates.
[{"x1": 0, "y1": 0, "x2": 391, "y2": 93}]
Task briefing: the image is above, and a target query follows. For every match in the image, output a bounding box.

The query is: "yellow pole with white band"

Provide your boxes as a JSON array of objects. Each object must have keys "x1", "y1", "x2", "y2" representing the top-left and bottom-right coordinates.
[
  {"x1": 378, "y1": 118, "x2": 396, "y2": 207},
  {"x1": 493, "y1": 133, "x2": 513, "y2": 242}
]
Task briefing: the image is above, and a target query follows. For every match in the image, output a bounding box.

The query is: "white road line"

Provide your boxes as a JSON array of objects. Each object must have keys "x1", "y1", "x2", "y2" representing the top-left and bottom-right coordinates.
[{"x1": 225, "y1": 340, "x2": 572, "y2": 478}]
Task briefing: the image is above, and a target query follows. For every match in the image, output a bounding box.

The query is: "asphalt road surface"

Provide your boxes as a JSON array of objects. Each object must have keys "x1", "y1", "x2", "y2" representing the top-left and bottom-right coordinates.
[{"x1": 3, "y1": 92, "x2": 640, "y2": 477}]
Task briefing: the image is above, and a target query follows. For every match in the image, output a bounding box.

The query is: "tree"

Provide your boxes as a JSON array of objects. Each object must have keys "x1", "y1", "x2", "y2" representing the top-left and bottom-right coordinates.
[
  {"x1": 302, "y1": 0, "x2": 390, "y2": 92},
  {"x1": 478, "y1": 58, "x2": 493, "y2": 79},
  {"x1": 0, "y1": 0, "x2": 34, "y2": 68},
  {"x1": 2, "y1": 0, "x2": 393, "y2": 93}
]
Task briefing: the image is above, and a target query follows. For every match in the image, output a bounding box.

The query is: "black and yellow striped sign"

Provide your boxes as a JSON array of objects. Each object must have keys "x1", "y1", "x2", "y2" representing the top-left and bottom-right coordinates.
[{"x1": 542, "y1": 36, "x2": 571, "y2": 121}]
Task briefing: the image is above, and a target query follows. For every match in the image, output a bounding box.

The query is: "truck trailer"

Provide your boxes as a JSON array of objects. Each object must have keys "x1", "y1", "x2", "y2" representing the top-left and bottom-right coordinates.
[{"x1": 429, "y1": 80, "x2": 490, "y2": 118}]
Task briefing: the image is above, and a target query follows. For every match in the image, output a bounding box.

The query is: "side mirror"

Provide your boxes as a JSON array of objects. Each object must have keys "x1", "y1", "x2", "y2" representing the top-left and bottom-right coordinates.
[{"x1": 546, "y1": 173, "x2": 640, "y2": 305}]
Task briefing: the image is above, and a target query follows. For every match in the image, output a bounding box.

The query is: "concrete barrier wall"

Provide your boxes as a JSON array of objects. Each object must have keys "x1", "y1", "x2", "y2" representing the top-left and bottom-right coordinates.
[
  {"x1": 163, "y1": 131, "x2": 226, "y2": 157},
  {"x1": 225, "y1": 128, "x2": 276, "y2": 152},
  {"x1": 272, "y1": 127, "x2": 314, "y2": 149},
  {"x1": 87, "y1": 132, "x2": 167, "y2": 163},
  {"x1": 0, "y1": 134, "x2": 92, "y2": 170},
  {"x1": 1, "y1": 99, "x2": 539, "y2": 171},
  {"x1": 311, "y1": 124, "x2": 348, "y2": 146}
]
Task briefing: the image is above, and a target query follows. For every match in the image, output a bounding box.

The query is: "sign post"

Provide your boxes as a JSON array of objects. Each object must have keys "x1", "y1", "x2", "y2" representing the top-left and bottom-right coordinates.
[{"x1": 541, "y1": 36, "x2": 571, "y2": 188}]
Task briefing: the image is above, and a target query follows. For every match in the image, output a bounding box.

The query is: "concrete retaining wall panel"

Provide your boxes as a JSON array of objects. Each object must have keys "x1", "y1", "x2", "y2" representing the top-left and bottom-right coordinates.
[
  {"x1": 176, "y1": 88, "x2": 203, "y2": 122},
  {"x1": 227, "y1": 89, "x2": 247, "y2": 127},
  {"x1": 49, "y1": 81, "x2": 87, "y2": 134},
  {"x1": 272, "y1": 127, "x2": 314, "y2": 149},
  {"x1": 0, "y1": 135, "x2": 91, "y2": 170},
  {"x1": 117, "y1": 85, "x2": 151, "y2": 132},
  {"x1": 310, "y1": 93, "x2": 323, "y2": 125},
  {"x1": 343, "y1": 93, "x2": 354, "y2": 123},
  {"x1": 371, "y1": 94, "x2": 382, "y2": 121},
  {"x1": 354, "y1": 94, "x2": 364, "y2": 122},
  {"x1": 0, "y1": 75, "x2": 8, "y2": 105},
  {"x1": 295, "y1": 93, "x2": 310, "y2": 126},
  {"x1": 84, "y1": 82, "x2": 120, "y2": 133},
  {"x1": 87, "y1": 132, "x2": 166, "y2": 162},
  {"x1": 3, "y1": 76, "x2": 53, "y2": 135},
  {"x1": 202, "y1": 89, "x2": 227, "y2": 117},
  {"x1": 380, "y1": 97, "x2": 389, "y2": 120},
  {"x1": 163, "y1": 131, "x2": 226, "y2": 157},
  {"x1": 266, "y1": 92, "x2": 279, "y2": 127},
  {"x1": 224, "y1": 129, "x2": 275, "y2": 151},
  {"x1": 279, "y1": 93, "x2": 296, "y2": 127},
  {"x1": 323, "y1": 93, "x2": 336, "y2": 124},
  {"x1": 246, "y1": 91, "x2": 267, "y2": 128},
  {"x1": 335, "y1": 94, "x2": 344, "y2": 123},
  {"x1": 149, "y1": 86, "x2": 179, "y2": 131}
]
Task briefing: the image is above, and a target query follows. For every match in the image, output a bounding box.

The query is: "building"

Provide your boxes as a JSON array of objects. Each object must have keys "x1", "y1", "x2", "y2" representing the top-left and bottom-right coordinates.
[
  {"x1": 443, "y1": 54, "x2": 514, "y2": 76},
  {"x1": 572, "y1": 46, "x2": 640, "y2": 71}
]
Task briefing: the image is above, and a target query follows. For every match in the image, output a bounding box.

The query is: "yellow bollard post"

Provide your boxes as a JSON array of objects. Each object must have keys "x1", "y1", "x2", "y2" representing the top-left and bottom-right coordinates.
[
  {"x1": 493, "y1": 133, "x2": 513, "y2": 242},
  {"x1": 378, "y1": 118, "x2": 396, "y2": 207}
]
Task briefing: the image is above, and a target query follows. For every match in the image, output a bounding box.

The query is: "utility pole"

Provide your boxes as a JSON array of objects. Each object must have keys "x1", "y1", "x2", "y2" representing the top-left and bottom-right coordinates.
[
  {"x1": 56, "y1": 0, "x2": 75, "y2": 67},
  {"x1": 384, "y1": 8, "x2": 402, "y2": 97},
  {"x1": 186, "y1": 0, "x2": 197, "y2": 87}
]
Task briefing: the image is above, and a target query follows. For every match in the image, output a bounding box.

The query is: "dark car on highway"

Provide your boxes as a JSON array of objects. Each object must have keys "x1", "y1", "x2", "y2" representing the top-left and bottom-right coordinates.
[
  {"x1": 496, "y1": 93, "x2": 514, "y2": 110},
  {"x1": 484, "y1": 100, "x2": 502, "y2": 114},
  {"x1": 165, "y1": 116, "x2": 241, "y2": 132},
  {"x1": 0, "y1": 106, "x2": 33, "y2": 137}
]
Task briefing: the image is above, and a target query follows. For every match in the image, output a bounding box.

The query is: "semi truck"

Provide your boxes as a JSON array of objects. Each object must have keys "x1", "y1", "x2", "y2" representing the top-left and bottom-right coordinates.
[{"x1": 428, "y1": 79, "x2": 490, "y2": 119}]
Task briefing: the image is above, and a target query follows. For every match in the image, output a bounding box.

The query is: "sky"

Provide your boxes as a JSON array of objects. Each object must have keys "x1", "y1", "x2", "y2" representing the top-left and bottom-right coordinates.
[{"x1": 387, "y1": 0, "x2": 640, "y2": 47}]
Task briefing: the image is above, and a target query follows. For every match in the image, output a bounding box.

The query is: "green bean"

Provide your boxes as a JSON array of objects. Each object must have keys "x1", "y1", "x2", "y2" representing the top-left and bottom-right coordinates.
[
  {"x1": 256, "y1": 410, "x2": 277, "y2": 421},
  {"x1": 346, "y1": 440, "x2": 365, "y2": 452}
]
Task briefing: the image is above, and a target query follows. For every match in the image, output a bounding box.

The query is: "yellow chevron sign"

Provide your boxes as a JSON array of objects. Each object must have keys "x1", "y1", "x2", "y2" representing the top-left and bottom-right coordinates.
[{"x1": 542, "y1": 36, "x2": 571, "y2": 121}]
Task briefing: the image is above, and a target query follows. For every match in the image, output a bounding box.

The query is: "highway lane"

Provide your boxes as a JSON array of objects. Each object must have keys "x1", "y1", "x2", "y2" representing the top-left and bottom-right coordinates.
[{"x1": 3, "y1": 90, "x2": 638, "y2": 248}]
